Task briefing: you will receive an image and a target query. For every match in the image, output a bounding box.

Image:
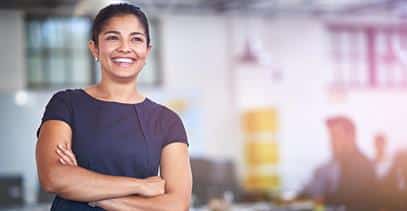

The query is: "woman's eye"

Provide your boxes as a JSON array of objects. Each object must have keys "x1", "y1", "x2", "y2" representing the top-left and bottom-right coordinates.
[
  {"x1": 131, "y1": 37, "x2": 144, "y2": 42},
  {"x1": 106, "y1": 36, "x2": 118, "y2": 40}
]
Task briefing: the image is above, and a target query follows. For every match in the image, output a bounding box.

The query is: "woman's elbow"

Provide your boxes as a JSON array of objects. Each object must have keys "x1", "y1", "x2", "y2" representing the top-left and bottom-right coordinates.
[
  {"x1": 39, "y1": 174, "x2": 60, "y2": 193},
  {"x1": 39, "y1": 169, "x2": 65, "y2": 193},
  {"x1": 179, "y1": 201, "x2": 190, "y2": 211},
  {"x1": 167, "y1": 198, "x2": 190, "y2": 211}
]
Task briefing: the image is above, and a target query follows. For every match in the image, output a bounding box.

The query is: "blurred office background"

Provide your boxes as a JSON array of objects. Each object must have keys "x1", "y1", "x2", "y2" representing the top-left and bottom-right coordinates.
[{"x1": 1, "y1": 0, "x2": 407, "y2": 210}]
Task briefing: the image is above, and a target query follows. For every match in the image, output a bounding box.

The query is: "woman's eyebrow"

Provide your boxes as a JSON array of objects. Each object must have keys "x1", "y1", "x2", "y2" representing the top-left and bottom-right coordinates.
[
  {"x1": 130, "y1": 32, "x2": 145, "y2": 36},
  {"x1": 102, "y1": 31, "x2": 145, "y2": 37},
  {"x1": 103, "y1": 30, "x2": 120, "y2": 35}
]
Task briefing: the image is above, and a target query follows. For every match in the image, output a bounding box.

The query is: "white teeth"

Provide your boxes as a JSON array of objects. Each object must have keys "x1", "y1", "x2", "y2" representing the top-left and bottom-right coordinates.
[{"x1": 113, "y1": 58, "x2": 133, "y2": 63}]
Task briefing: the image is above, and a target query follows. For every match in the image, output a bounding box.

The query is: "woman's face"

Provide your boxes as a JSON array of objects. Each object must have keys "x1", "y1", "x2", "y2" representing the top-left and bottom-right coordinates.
[{"x1": 89, "y1": 14, "x2": 151, "y2": 82}]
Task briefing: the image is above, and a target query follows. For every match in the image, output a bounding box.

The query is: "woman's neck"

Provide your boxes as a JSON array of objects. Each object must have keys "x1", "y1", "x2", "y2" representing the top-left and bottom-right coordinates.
[{"x1": 92, "y1": 77, "x2": 144, "y2": 104}]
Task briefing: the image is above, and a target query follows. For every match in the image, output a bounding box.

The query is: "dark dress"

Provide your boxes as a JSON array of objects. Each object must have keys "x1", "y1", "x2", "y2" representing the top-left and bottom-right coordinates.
[{"x1": 37, "y1": 89, "x2": 188, "y2": 211}]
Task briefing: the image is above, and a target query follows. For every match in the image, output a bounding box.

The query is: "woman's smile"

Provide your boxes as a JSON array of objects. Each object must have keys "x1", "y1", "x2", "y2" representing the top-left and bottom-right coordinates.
[{"x1": 111, "y1": 56, "x2": 136, "y2": 68}]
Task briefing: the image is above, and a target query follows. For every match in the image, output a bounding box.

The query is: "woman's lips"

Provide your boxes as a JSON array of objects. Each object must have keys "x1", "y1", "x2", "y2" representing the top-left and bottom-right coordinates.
[{"x1": 112, "y1": 57, "x2": 135, "y2": 67}]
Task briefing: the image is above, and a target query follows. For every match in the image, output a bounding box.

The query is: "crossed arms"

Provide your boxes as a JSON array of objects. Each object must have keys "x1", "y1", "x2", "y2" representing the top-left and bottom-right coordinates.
[{"x1": 36, "y1": 120, "x2": 192, "y2": 211}]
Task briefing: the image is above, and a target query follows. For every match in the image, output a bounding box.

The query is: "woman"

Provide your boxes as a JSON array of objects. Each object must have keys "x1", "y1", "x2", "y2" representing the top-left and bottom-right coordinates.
[{"x1": 35, "y1": 3, "x2": 192, "y2": 211}]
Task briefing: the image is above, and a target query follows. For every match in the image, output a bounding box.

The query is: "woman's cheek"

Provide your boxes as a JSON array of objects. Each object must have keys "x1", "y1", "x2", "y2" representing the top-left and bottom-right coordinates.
[{"x1": 137, "y1": 48, "x2": 149, "y2": 58}]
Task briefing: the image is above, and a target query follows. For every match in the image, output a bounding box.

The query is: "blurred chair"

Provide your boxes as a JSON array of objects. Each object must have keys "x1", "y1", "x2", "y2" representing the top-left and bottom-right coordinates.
[
  {"x1": 0, "y1": 175, "x2": 24, "y2": 207},
  {"x1": 190, "y1": 157, "x2": 242, "y2": 206},
  {"x1": 191, "y1": 158, "x2": 211, "y2": 206}
]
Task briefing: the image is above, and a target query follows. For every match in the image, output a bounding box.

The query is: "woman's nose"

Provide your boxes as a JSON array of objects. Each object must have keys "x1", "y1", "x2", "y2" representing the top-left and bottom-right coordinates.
[{"x1": 117, "y1": 40, "x2": 132, "y2": 53}]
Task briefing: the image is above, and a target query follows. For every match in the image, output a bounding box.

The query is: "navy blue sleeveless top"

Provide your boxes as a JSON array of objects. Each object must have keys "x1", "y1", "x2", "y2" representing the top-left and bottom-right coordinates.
[{"x1": 37, "y1": 89, "x2": 188, "y2": 211}]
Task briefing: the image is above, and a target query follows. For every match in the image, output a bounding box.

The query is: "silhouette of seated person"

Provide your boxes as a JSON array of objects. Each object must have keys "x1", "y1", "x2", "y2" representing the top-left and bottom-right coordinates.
[{"x1": 299, "y1": 116, "x2": 377, "y2": 211}]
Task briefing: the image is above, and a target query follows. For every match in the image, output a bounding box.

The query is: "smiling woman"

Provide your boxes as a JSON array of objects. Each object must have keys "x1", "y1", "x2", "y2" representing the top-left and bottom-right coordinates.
[
  {"x1": 88, "y1": 13, "x2": 151, "y2": 82},
  {"x1": 35, "y1": 3, "x2": 192, "y2": 211}
]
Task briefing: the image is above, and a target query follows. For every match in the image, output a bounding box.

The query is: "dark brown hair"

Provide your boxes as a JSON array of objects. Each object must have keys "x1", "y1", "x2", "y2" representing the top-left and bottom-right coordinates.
[{"x1": 91, "y1": 3, "x2": 150, "y2": 46}]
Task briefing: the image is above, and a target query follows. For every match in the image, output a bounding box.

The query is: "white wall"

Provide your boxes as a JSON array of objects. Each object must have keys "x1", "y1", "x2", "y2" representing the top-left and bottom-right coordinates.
[
  {"x1": 228, "y1": 17, "x2": 333, "y2": 191},
  {"x1": 0, "y1": 10, "x2": 25, "y2": 91},
  {"x1": 0, "y1": 91, "x2": 51, "y2": 204},
  {"x1": 161, "y1": 15, "x2": 238, "y2": 159}
]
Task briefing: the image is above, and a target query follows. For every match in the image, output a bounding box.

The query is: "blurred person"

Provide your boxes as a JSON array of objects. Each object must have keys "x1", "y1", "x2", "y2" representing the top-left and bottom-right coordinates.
[
  {"x1": 35, "y1": 3, "x2": 192, "y2": 211},
  {"x1": 372, "y1": 133, "x2": 392, "y2": 179},
  {"x1": 299, "y1": 116, "x2": 377, "y2": 211},
  {"x1": 378, "y1": 149, "x2": 407, "y2": 211},
  {"x1": 372, "y1": 133, "x2": 393, "y2": 211}
]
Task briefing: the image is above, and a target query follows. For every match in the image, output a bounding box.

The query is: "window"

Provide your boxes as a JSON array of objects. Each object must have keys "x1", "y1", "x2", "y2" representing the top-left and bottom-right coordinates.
[
  {"x1": 25, "y1": 15, "x2": 93, "y2": 89},
  {"x1": 137, "y1": 18, "x2": 162, "y2": 86},
  {"x1": 328, "y1": 23, "x2": 407, "y2": 89},
  {"x1": 26, "y1": 15, "x2": 162, "y2": 89}
]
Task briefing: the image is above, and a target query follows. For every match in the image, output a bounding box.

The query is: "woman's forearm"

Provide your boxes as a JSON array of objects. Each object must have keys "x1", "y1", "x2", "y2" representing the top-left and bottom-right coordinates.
[
  {"x1": 37, "y1": 121, "x2": 143, "y2": 201},
  {"x1": 97, "y1": 193, "x2": 190, "y2": 211},
  {"x1": 41, "y1": 164, "x2": 143, "y2": 202}
]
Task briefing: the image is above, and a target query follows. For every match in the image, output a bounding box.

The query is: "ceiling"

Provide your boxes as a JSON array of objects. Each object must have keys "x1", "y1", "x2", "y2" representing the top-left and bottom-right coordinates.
[{"x1": 0, "y1": 0, "x2": 404, "y2": 17}]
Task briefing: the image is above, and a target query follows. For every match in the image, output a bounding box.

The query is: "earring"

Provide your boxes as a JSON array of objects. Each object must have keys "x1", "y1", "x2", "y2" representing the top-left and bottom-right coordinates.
[{"x1": 95, "y1": 57, "x2": 99, "y2": 62}]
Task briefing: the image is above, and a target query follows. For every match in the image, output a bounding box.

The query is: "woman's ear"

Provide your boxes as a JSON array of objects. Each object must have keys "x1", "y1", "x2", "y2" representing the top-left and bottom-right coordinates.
[
  {"x1": 146, "y1": 44, "x2": 152, "y2": 57},
  {"x1": 88, "y1": 40, "x2": 99, "y2": 61}
]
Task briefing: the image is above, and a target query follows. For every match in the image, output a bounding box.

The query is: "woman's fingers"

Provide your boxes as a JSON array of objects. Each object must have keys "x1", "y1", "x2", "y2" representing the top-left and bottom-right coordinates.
[
  {"x1": 56, "y1": 147, "x2": 73, "y2": 165},
  {"x1": 56, "y1": 144, "x2": 78, "y2": 166},
  {"x1": 88, "y1": 201, "x2": 97, "y2": 207},
  {"x1": 139, "y1": 176, "x2": 166, "y2": 197},
  {"x1": 58, "y1": 144, "x2": 78, "y2": 166},
  {"x1": 61, "y1": 145, "x2": 78, "y2": 166},
  {"x1": 59, "y1": 158, "x2": 66, "y2": 165}
]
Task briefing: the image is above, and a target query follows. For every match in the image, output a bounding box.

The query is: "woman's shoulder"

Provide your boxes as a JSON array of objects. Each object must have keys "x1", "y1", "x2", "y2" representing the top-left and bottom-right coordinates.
[
  {"x1": 51, "y1": 88, "x2": 82, "y2": 99},
  {"x1": 46, "y1": 89, "x2": 86, "y2": 107},
  {"x1": 143, "y1": 98, "x2": 182, "y2": 121},
  {"x1": 143, "y1": 98, "x2": 180, "y2": 122}
]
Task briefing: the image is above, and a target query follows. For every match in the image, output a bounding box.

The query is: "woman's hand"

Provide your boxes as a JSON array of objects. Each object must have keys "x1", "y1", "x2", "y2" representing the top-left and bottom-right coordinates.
[
  {"x1": 56, "y1": 144, "x2": 78, "y2": 166},
  {"x1": 56, "y1": 145, "x2": 108, "y2": 208},
  {"x1": 56, "y1": 145, "x2": 165, "y2": 197},
  {"x1": 139, "y1": 176, "x2": 166, "y2": 197}
]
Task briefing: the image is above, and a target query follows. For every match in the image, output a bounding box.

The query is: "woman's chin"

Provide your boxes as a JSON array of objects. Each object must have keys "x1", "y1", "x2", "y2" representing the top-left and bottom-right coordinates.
[
  {"x1": 102, "y1": 67, "x2": 141, "y2": 82},
  {"x1": 110, "y1": 72, "x2": 139, "y2": 82}
]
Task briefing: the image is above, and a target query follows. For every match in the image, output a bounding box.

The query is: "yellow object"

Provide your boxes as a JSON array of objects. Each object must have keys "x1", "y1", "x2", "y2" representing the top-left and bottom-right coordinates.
[
  {"x1": 244, "y1": 173, "x2": 280, "y2": 191},
  {"x1": 166, "y1": 99, "x2": 188, "y2": 113},
  {"x1": 242, "y1": 107, "x2": 280, "y2": 192},
  {"x1": 314, "y1": 203, "x2": 325, "y2": 211},
  {"x1": 245, "y1": 141, "x2": 279, "y2": 165},
  {"x1": 242, "y1": 108, "x2": 278, "y2": 133}
]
